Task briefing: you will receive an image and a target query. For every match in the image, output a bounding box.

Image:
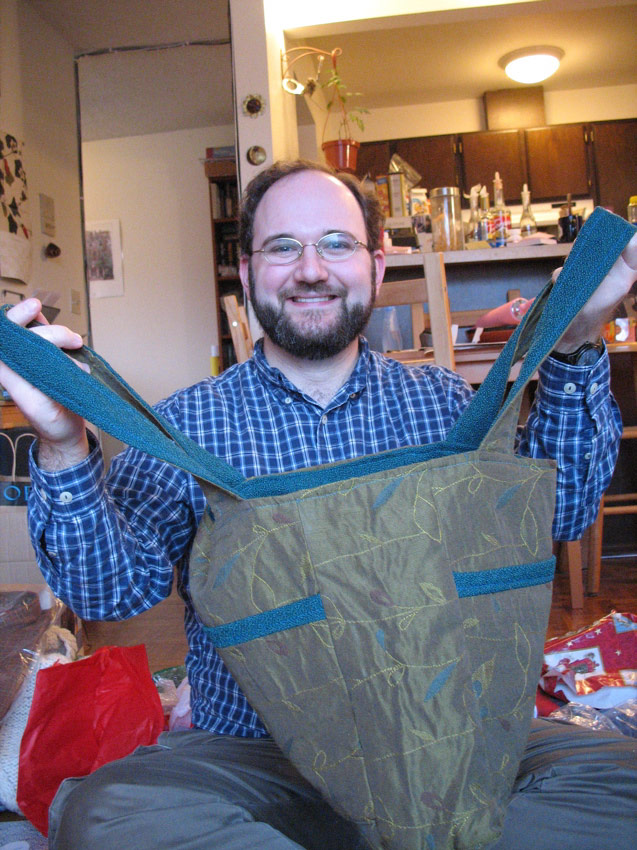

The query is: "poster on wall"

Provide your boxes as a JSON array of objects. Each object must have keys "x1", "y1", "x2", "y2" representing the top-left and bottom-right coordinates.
[
  {"x1": 86, "y1": 219, "x2": 124, "y2": 299},
  {"x1": 0, "y1": 131, "x2": 32, "y2": 283}
]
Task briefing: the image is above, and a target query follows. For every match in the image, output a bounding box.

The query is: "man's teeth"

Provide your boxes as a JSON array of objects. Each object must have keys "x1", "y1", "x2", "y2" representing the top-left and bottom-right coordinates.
[{"x1": 292, "y1": 295, "x2": 335, "y2": 302}]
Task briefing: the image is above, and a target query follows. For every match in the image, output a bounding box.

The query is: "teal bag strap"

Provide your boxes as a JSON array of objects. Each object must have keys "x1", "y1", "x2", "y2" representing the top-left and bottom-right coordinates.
[
  {"x1": 444, "y1": 206, "x2": 636, "y2": 454},
  {"x1": 0, "y1": 208, "x2": 634, "y2": 499}
]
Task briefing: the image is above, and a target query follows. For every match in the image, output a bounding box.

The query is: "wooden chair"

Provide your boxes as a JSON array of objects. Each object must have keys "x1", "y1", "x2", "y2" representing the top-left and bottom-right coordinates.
[
  {"x1": 222, "y1": 294, "x2": 253, "y2": 364},
  {"x1": 586, "y1": 424, "x2": 637, "y2": 594}
]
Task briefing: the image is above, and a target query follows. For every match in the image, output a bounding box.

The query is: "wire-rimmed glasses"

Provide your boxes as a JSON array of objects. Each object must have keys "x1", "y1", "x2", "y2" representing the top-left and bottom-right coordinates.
[{"x1": 251, "y1": 232, "x2": 369, "y2": 265}]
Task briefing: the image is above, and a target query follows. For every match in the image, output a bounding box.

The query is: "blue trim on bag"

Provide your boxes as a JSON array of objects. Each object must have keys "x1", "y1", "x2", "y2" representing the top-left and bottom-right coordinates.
[
  {"x1": 453, "y1": 558, "x2": 555, "y2": 598},
  {"x1": 204, "y1": 594, "x2": 326, "y2": 648}
]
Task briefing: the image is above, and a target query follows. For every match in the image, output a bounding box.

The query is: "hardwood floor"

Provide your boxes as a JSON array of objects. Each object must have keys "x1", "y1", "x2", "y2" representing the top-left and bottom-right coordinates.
[{"x1": 83, "y1": 557, "x2": 637, "y2": 673}]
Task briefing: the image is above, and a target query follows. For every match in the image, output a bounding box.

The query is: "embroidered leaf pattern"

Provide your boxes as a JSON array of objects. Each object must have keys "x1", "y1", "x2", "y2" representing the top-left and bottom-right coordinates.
[
  {"x1": 418, "y1": 581, "x2": 447, "y2": 605},
  {"x1": 496, "y1": 482, "x2": 523, "y2": 509},
  {"x1": 424, "y1": 661, "x2": 458, "y2": 701},
  {"x1": 372, "y1": 476, "x2": 403, "y2": 508},
  {"x1": 212, "y1": 552, "x2": 240, "y2": 588}
]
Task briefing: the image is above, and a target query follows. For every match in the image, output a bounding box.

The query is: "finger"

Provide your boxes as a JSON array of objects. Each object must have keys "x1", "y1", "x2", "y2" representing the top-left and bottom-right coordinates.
[
  {"x1": 6, "y1": 297, "x2": 47, "y2": 326},
  {"x1": 30, "y1": 322, "x2": 84, "y2": 351}
]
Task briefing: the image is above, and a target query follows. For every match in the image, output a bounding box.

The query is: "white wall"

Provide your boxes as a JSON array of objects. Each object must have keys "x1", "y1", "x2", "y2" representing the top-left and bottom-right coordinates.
[
  {"x1": 82, "y1": 125, "x2": 234, "y2": 406},
  {"x1": 1, "y1": 0, "x2": 87, "y2": 584},
  {"x1": 0, "y1": 0, "x2": 86, "y2": 333}
]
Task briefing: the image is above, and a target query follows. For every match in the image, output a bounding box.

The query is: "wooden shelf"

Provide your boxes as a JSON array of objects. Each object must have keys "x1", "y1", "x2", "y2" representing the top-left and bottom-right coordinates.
[{"x1": 205, "y1": 160, "x2": 240, "y2": 371}]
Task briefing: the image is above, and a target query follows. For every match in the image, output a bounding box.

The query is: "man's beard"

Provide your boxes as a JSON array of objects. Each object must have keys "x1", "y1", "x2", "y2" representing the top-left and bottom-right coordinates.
[{"x1": 248, "y1": 262, "x2": 376, "y2": 360}]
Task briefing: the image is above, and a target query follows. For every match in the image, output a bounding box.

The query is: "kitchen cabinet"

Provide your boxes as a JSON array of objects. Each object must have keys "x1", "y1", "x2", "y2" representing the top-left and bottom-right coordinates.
[
  {"x1": 524, "y1": 124, "x2": 591, "y2": 201},
  {"x1": 590, "y1": 118, "x2": 637, "y2": 217},
  {"x1": 393, "y1": 135, "x2": 460, "y2": 192},
  {"x1": 204, "y1": 159, "x2": 241, "y2": 371},
  {"x1": 357, "y1": 118, "x2": 634, "y2": 216},
  {"x1": 356, "y1": 141, "x2": 391, "y2": 180},
  {"x1": 357, "y1": 135, "x2": 459, "y2": 188},
  {"x1": 459, "y1": 129, "x2": 527, "y2": 204}
]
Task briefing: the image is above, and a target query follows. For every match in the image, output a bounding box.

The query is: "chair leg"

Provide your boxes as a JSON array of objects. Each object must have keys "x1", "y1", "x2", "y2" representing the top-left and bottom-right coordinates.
[
  {"x1": 586, "y1": 506, "x2": 604, "y2": 595},
  {"x1": 564, "y1": 540, "x2": 584, "y2": 609}
]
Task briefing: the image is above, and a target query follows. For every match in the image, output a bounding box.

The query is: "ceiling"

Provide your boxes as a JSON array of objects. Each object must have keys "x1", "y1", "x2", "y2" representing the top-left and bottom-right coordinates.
[{"x1": 27, "y1": 0, "x2": 637, "y2": 141}]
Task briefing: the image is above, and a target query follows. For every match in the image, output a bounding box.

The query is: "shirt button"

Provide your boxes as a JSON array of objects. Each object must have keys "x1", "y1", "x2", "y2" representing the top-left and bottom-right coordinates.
[
  {"x1": 584, "y1": 452, "x2": 592, "y2": 460},
  {"x1": 321, "y1": 414, "x2": 328, "y2": 425},
  {"x1": 564, "y1": 382, "x2": 576, "y2": 395},
  {"x1": 59, "y1": 491, "x2": 73, "y2": 504},
  {"x1": 349, "y1": 392, "x2": 358, "y2": 399},
  {"x1": 590, "y1": 382, "x2": 599, "y2": 394},
  {"x1": 284, "y1": 396, "x2": 292, "y2": 404}
]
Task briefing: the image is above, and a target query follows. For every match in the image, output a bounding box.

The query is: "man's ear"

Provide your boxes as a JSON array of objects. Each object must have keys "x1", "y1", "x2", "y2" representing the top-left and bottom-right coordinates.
[
  {"x1": 372, "y1": 249, "x2": 386, "y2": 300},
  {"x1": 239, "y1": 255, "x2": 251, "y2": 301}
]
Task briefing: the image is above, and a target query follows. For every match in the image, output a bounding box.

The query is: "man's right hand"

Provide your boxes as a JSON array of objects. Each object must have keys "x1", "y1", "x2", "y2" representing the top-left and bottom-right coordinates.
[{"x1": 0, "y1": 299, "x2": 90, "y2": 471}]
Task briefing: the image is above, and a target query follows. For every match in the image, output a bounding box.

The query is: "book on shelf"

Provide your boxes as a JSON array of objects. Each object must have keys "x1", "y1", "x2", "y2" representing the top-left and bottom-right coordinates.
[{"x1": 205, "y1": 145, "x2": 236, "y2": 161}]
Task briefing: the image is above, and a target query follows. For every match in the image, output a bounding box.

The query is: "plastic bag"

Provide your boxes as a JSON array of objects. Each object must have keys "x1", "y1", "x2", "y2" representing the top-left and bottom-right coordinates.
[
  {"x1": 0, "y1": 632, "x2": 76, "y2": 815},
  {"x1": 0, "y1": 588, "x2": 67, "y2": 724},
  {"x1": 16, "y1": 644, "x2": 164, "y2": 835},
  {"x1": 549, "y1": 699, "x2": 637, "y2": 737}
]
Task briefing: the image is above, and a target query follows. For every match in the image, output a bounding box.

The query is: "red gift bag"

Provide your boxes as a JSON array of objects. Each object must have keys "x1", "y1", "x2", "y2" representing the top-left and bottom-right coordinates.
[{"x1": 17, "y1": 644, "x2": 165, "y2": 835}]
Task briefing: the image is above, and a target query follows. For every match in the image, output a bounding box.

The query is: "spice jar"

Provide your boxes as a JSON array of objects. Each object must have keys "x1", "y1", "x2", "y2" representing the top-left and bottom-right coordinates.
[{"x1": 430, "y1": 187, "x2": 465, "y2": 252}]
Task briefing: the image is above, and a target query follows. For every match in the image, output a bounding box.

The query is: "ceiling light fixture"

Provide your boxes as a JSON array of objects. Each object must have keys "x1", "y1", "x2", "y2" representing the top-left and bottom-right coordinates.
[{"x1": 498, "y1": 46, "x2": 564, "y2": 84}]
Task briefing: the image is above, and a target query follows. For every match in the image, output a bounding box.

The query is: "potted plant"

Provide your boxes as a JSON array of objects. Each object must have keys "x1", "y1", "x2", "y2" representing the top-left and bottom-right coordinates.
[{"x1": 281, "y1": 46, "x2": 367, "y2": 173}]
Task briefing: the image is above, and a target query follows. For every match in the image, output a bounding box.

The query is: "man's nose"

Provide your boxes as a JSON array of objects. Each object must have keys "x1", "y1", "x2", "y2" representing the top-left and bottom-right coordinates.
[{"x1": 293, "y1": 244, "x2": 328, "y2": 281}]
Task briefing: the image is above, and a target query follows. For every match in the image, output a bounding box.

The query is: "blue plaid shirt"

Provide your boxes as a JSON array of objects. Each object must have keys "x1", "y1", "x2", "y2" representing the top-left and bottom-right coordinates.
[{"x1": 28, "y1": 338, "x2": 621, "y2": 736}]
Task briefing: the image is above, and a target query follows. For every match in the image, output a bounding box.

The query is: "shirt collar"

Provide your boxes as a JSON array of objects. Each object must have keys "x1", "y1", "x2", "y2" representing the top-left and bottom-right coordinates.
[{"x1": 251, "y1": 337, "x2": 372, "y2": 403}]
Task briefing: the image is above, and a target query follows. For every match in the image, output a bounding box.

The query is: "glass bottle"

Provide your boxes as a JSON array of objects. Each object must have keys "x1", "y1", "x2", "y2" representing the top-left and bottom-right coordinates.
[
  {"x1": 628, "y1": 195, "x2": 637, "y2": 224},
  {"x1": 466, "y1": 184, "x2": 481, "y2": 242},
  {"x1": 477, "y1": 190, "x2": 491, "y2": 242},
  {"x1": 519, "y1": 183, "x2": 537, "y2": 236},
  {"x1": 488, "y1": 172, "x2": 510, "y2": 247}
]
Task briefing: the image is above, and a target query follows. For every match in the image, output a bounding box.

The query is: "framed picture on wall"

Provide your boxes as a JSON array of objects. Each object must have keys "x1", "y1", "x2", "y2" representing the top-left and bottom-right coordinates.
[{"x1": 86, "y1": 219, "x2": 124, "y2": 299}]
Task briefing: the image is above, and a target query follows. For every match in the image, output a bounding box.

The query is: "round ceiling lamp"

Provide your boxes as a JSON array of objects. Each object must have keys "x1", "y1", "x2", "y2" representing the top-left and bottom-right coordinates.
[{"x1": 498, "y1": 46, "x2": 564, "y2": 84}]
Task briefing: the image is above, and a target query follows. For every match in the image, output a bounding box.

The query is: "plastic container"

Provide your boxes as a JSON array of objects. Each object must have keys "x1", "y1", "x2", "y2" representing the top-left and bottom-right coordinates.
[
  {"x1": 628, "y1": 195, "x2": 637, "y2": 224},
  {"x1": 430, "y1": 186, "x2": 464, "y2": 252}
]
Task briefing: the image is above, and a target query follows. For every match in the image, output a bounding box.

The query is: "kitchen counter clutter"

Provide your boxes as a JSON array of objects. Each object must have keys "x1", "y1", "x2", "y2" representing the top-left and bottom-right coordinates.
[{"x1": 384, "y1": 241, "x2": 572, "y2": 268}]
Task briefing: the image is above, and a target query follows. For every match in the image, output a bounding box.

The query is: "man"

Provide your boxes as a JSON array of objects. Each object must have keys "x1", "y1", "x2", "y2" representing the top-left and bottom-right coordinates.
[{"x1": 1, "y1": 160, "x2": 636, "y2": 849}]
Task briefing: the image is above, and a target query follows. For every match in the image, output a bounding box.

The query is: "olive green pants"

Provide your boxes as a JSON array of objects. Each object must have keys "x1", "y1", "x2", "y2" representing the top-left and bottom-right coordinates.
[{"x1": 48, "y1": 719, "x2": 637, "y2": 850}]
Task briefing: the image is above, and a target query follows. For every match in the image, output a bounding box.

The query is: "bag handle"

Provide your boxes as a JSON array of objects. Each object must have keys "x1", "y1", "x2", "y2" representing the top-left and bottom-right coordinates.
[
  {"x1": 443, "y1": 207, "x2": 636, "y2": 454},
  {"x1": 0, "y1": 209, "x2": 634, "y2": 499}
]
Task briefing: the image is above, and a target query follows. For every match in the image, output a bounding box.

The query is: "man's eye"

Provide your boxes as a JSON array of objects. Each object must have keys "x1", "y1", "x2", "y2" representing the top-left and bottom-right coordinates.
[
  {"x1": 323, "y1": 235, "x2": 353, "y2": 252},
  {"x1": 268, "y1": 241, "x2": 297, "y2": 254}
]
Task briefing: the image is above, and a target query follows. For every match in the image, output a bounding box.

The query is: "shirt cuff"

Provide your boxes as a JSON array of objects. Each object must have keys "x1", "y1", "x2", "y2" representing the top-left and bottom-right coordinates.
[
  {"x1": 28, "y1": 430, "x2": 106, "y2": 520},
  {"x1": 540, "y1": 346, "x2": 610, "y2": 415}
]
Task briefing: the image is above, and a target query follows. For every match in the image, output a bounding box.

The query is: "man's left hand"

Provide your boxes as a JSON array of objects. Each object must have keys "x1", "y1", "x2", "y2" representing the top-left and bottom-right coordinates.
[{"x1": 553, "y1": 230, "x2": 637, "y2": 353}]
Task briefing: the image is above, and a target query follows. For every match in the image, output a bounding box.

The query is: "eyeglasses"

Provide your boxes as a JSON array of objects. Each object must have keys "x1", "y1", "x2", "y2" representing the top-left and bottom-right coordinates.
[{"x1": 251, "y1": 232, "x2": 369, "y2": 265}]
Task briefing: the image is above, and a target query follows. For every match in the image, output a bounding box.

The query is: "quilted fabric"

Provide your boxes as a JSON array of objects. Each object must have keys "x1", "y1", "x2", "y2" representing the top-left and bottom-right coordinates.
[{"x1": 191, "y1": 440, "x2": 556, "y2": 849}]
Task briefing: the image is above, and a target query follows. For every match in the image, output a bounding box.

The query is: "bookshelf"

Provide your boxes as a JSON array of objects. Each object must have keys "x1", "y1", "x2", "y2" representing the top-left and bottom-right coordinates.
[{"x1": 204, "y1": 159, "x2": 241, "y2": 370}]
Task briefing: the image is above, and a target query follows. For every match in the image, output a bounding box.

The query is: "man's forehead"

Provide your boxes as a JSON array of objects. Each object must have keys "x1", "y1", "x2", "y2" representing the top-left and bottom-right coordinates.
[{"x1": 254, "y1": 170, "x2": 363, "y2": 232}]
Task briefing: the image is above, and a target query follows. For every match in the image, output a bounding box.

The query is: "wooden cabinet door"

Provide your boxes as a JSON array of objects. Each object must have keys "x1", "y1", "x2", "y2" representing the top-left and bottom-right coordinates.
[
  {"x1": 590, "y1": 119, "x2": 637, "y2": 217},
  {"x1": 459, "y1": 129, "x2": 526, "y2": 204},
  {"x1": 393, "y1": 135, "x2": 459, "y2": 192},
  {"x1": 525, "y1": 124, "x2": 591, "y2": 201},
  {"x1": 356, "y1": 141, "x2": 391, "y2": 180}
]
